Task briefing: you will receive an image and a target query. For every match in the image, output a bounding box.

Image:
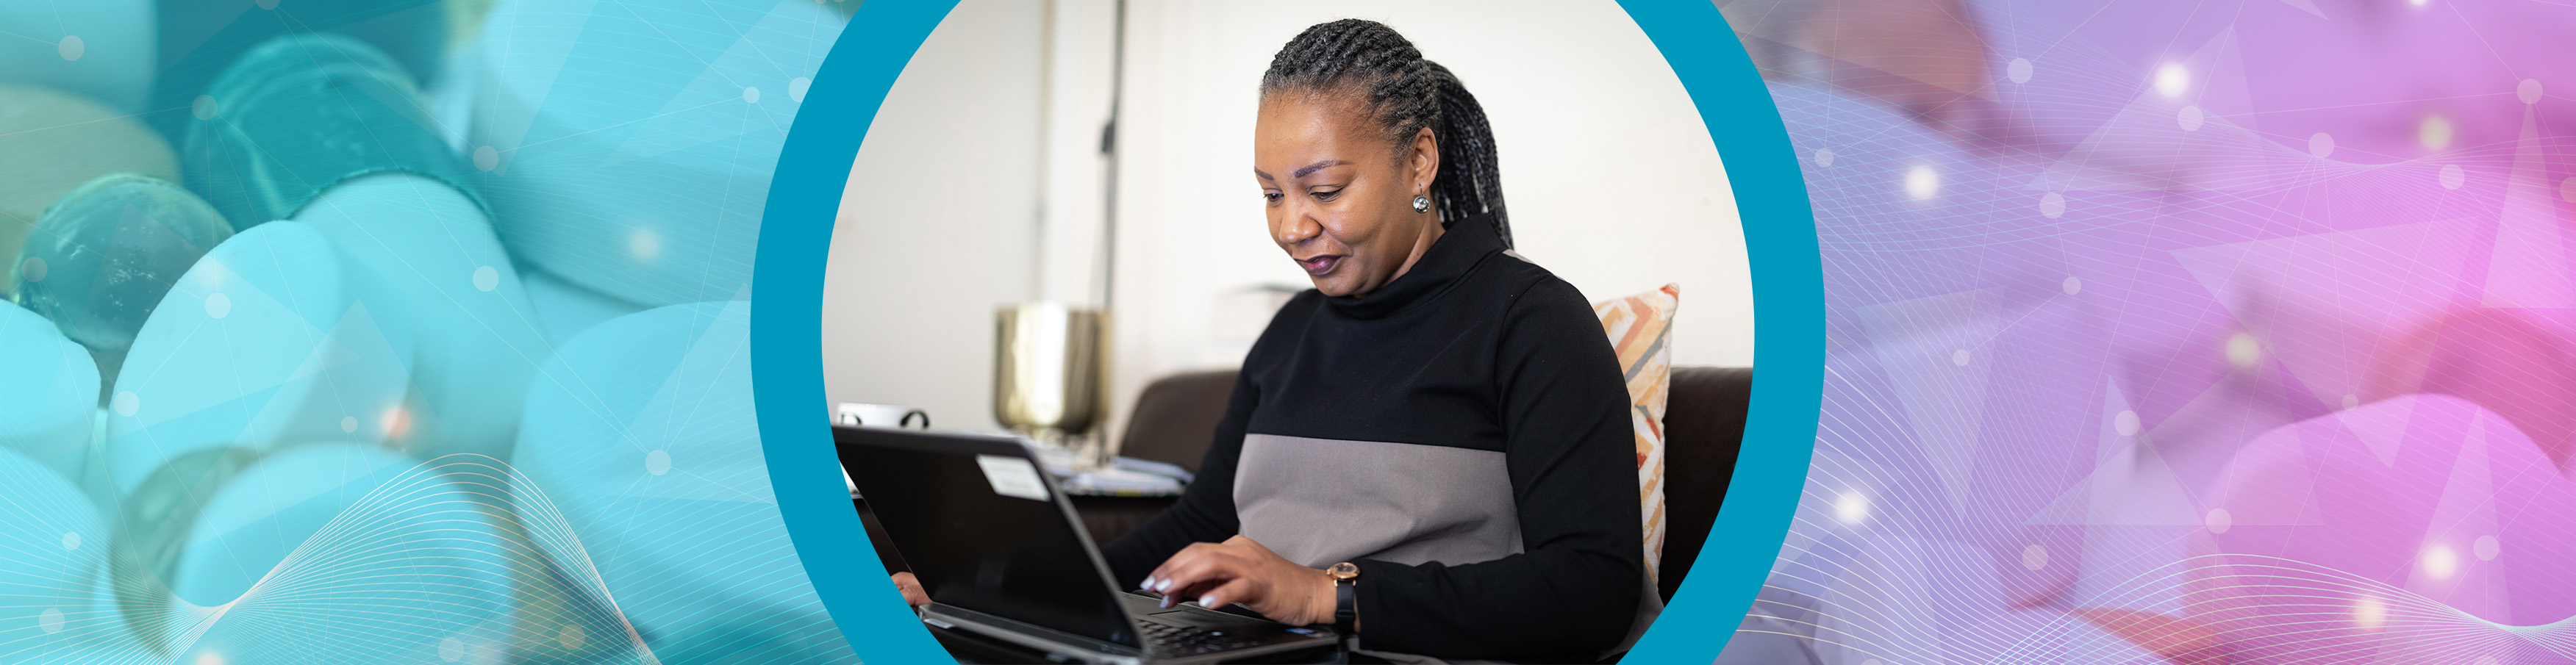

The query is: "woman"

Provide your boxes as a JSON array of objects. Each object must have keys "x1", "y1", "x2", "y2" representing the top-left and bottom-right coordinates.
[{"x1": 900, "y1": 19, "x2": 1642, "y2": 662}]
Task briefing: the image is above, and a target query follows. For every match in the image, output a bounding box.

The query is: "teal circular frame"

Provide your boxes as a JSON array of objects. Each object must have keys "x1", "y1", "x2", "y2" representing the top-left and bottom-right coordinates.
[{"x1": 750, "y1": 1, "x2": 1823, "y2": 661}]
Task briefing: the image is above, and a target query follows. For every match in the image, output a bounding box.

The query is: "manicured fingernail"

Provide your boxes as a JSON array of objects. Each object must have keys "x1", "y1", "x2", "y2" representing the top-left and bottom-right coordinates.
[
  {"x1": 1142, "y1": 576, "x2": 1157, "y2": 589},
  {"x1": 1155, "y1": 579, "x2": 1173, "y2": 592},
  {"x1": 1198, "y1": 594, "x2": 1216, "y2": 607},
  {"x1": 1160, "y1": 596, "x2": 1174, "y2": 608}
]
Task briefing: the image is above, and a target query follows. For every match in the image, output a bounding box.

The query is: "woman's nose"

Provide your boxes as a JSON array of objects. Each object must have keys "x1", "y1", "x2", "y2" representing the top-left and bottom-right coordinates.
[{"x1": 1276, "y1": 208, "x2": 1320, "y2": 246}]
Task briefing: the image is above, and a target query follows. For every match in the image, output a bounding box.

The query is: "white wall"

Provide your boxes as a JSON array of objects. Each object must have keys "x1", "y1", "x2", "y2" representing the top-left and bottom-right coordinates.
[
  {"x1": 1103, "y1": 0, "x2": 1755, "y2": 444},
  {"x1": 825, "y1": 0, "x2": 1756, "y2": 442},
  {"x1": 823, "y1": 1, "x2": 1048, "y2": 431}
]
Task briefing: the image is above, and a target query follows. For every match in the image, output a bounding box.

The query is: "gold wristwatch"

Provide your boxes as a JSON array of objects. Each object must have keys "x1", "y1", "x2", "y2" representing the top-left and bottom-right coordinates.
[{"x1": 1328, "y1": 561, "x2": 1359, "y2": 639}]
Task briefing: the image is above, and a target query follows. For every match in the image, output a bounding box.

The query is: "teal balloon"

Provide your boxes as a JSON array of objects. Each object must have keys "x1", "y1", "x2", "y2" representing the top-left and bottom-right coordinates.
[
  {"x1": 515, "y1": 301, "x2": 858, "y2": 664},
  {"x1": 150, "y1": 0, "x2": 446, "y2": 139},
  {"x1": 183, "y1": 33, "x2": 476, "y2": 231},
  {"x1": 0, "y1": 0, "x2": 155, "y2": 113},
  {"x1": 16, "y1": 173, "x2": 233, "y2": 398}
]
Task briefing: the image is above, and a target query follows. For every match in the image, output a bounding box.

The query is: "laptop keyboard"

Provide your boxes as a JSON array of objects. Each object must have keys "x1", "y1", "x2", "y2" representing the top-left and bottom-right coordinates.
[{"x1": 1140, "y1": 620, "x2": 1283, "y2": 655}]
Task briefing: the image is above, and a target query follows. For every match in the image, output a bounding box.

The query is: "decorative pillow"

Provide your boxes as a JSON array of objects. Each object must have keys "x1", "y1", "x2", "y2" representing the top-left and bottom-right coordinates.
[{"x1": 1593, "y1": 284, "x2": 1678, "y2": 590}]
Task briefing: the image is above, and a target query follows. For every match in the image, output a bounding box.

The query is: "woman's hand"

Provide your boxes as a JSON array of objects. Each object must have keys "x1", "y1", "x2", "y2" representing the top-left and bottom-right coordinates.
[
  {"x1": 890, "y1": 572, "x2": 929, "y2": 608},
  {"x1": 1142, "y1": 536, "x2": 1337, "y2": 626}
]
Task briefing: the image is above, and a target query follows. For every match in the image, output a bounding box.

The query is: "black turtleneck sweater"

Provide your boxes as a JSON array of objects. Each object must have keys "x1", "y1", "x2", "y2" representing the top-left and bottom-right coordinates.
[{"x1": 1103, "y1": 217, "x2": 1643, "y2": 661}]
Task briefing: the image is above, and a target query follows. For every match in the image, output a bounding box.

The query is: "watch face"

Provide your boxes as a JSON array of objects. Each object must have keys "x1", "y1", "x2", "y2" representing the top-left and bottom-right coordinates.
[{"x1": 1329, "y1": 562, "x2": 1359, "y2": 579}]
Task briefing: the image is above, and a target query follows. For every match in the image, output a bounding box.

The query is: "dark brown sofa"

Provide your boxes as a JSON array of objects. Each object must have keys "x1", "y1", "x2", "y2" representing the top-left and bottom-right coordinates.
[{"x1": 1113, "y1": 367, "x2": 1752, "y2": 603}]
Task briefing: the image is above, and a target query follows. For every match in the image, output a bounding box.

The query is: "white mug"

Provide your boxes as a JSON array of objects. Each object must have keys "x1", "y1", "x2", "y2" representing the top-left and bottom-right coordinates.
[{"x1": 835, "y1": 402, "x2": 929, "y2": 429}]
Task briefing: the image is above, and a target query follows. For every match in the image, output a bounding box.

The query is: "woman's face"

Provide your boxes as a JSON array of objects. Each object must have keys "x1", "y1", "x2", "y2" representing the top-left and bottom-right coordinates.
[{"x1": 1253, "y1": 92, "x2": 1441, "y2": 298}]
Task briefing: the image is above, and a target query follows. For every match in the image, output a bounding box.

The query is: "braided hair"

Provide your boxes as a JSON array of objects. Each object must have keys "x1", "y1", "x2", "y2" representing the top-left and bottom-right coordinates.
[{"x1": 1260, "y1": 19, "x2": 1511, "y2": 248}]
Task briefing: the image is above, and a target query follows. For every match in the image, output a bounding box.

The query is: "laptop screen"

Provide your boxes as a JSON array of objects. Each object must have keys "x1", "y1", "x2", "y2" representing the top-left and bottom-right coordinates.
[{"x1": 835, "y1": 427, "x2": 1139, "y2": 647}]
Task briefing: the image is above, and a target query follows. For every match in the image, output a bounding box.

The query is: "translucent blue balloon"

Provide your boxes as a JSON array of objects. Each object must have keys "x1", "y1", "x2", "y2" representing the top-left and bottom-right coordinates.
[
  {"x1": 16, "y1": 174, "x2": 232, "y2": 400},
  {"x1": 0, "y1": 447, "x2": 109, "y2": 661},
  {"x1": 103, "y1": 220, "x2": 410, "y2": 496},
  {"x1": 108, "y1": 444, "x2": 514, "y2": 663},
  {"x1": 0, "y1": 302, "x2": 99, "y2": 477},
  {"x1": 470, "y1": 0, "x2": 842, "y2": 307},
  {"x1": 292, "y1": 172, "x2": 548, "y2": 462},
  {"x1": 515, "y1": 301, "x2": 858, "y2": 664}
]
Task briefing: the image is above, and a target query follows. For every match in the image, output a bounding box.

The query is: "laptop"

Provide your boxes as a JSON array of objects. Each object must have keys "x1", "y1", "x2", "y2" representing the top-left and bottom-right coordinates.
[{"x1": 834, "y1": 425, "x2": 1340, "y2": 664}]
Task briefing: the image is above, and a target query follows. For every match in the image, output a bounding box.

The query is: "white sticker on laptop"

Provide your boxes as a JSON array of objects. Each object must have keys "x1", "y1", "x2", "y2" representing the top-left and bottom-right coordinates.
[{"x1": 976, "y1": 454, "x2": 1051, "y2": 501}]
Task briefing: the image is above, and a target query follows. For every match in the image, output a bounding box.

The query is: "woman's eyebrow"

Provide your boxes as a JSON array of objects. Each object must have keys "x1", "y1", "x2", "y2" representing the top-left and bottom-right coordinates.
[
  {"x1": 1253, "y1": 159, "x2": 1348, "y2": 182},
  {"x1": 1292, "y1": 159, "x2": 1348, "y2": 178}
]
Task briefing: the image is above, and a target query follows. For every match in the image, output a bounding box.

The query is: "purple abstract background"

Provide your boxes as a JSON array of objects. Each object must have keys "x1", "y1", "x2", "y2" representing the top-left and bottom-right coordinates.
[{"x1": 1713, "y1": 0, "x2": 2576, "y2": 662}]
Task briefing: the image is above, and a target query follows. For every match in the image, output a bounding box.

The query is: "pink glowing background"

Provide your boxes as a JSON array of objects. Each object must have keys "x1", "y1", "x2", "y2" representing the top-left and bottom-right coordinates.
[{"x1": 1722, "y1": 0, "x2": 2576, "y2": 662}]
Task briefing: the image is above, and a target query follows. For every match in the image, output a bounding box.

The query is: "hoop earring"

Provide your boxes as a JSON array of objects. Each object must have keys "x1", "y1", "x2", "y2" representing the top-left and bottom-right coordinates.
[{"x1": 1412, "y1": 195, "x2": 1431, "y2": 213}]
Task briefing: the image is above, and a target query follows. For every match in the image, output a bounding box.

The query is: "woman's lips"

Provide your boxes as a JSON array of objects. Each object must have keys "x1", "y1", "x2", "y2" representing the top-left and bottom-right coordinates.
[{"x1": 1298, "y1": 255, "x2": 1342, "y2": 276}]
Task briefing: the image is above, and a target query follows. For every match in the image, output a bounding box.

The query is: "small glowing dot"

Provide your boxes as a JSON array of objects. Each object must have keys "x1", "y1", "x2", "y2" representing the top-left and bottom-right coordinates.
[
  {"x1": 2342, "y1": 395, "x2": 2361, "y2": 410},
  {"x1": 2421, "y1": 543, "x2": 2459, "y2": 580},
  {"x1": 1835, "y1": 491, "x2": 1870, "y2": 525},
  {"x1": 341, "y1": 416, "x2": 358, "y2": 433},
  {"x1": 2115, "y1": 410, "x2": 2141, "y2": 436},
  {"x1": 1903, "y1": 165, "x2": 1939, "y2": 200},
  {"x1": 113, "y1": 391, "x2": 138, "y2": 417},
  {"x1": 2007, "y1": 58, "x2": 2033, "y2": 85},
  {"x1": 2308, "y1": 132, "x2": 2336, "y2": 159},
  {"x1": 19, "y1": 256, "x2": 46, "y2": 283},
  {"x1": 57, "y1": 35, "x2": 82, "y2": 61},
  {"x1": 645, "y1": 450, "x2": 672, "y2": 476},
  {"x1": 38, "y1": 608, "x2": 62, "y2": 633},
  {"x1": 2418, "y1": 115, "x2": 2453, "y2": 151},
  {"x1": 2408, "y1": 0, "x2": 2427, "y2": 7},
  {"x1": 2475, "y1": 534, "x2": 2500, "y2": 561},
  {"x1": 557, "y1": 623, "x2": 586, "y2": 651},
  {"x1": 2040, "y1": 192, "x2": 2067, "y2": 219},
  {"x1": 382, "y1": 406, "x2": 412, "y2": 439},
  {"x1": 629, "y1": 229, "x2": 662, "y2": 261},
  {"x1": 196, "y1": 653, "x2": 226, "y2": 665},
  {"x1": 473, "y1": 146, "x2": 499, "y2": 171},
  {"x1": 2154, "y1": 63, "x2": 2191, "y2": 98},
  {"x1": 1951, "y1": 349, "x2": 1971, "y2": 367},
  {"x1": 473, "y1": 266, "x2": 499, "y2": 292},
  {"x1": 204, "y1": 292, "x2": 231, "y2": 319},
  {"x1": 2178, "y1": 105, "x2": 2205, "y2": 132},
  {"x1": 440, "y1": 636, "x2": 465, "y2": 662},
  {"x1": 2022, "y1": 544, "x2": 2049, "y2": 570},
  {"x1": 2061, "y1": 276, "x2": 2083, "y2": 295},
  {"x1": 193, "y1": 96, "x2": 218, "y2": 121},
  {"x1": 2519, "y1": 79, "x2": 2544, "y2": 104},
  {"x1": 1812, "y1": 148, "x2": 1836, "y2": 168},
  {"x1": 2354, "y1": 594, "x2": 2386, "y2": 630},
  {"x1": 790, "y1": 76, "x2": 812, "y2": 103},
  {"x1": 60, "y1": 531, "x2": 79, "y2": 550},
  {"x1": 2439, "y1": 165, "x2": 2465, "y2": 190},
  {"x1": 743, "y1": 86, "x2": 761, "y2": 104},
  {"x1": 2225, "y1": 332, "x2": 2262, "y2": 367},
  {"x1": 2205, "y1": 508, "x2": 2233, "y2": 533}
]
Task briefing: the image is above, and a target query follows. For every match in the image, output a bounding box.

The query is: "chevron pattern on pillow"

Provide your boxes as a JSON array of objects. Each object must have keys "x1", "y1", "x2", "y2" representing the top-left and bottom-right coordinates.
[{"x1": 1593, "y1": 283, "x2": 1678, "y2": 589}]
